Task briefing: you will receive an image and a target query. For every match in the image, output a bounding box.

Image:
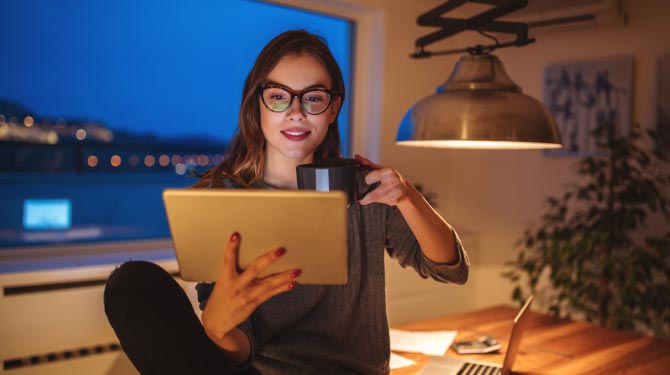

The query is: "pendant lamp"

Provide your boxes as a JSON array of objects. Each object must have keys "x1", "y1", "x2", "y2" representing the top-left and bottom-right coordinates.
[
  {"x1": 396, "y1": 53, "x2": 561, "y2": 149},
  {"x1": 396, "y1": 0, "x2": 562, "y2": 150}
]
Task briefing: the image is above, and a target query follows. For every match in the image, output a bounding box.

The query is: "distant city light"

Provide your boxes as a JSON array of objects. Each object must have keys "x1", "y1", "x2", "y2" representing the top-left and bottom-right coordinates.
[
  {"x1": 175, "y1": 163, "x2": 187, "y2": 175},
  {"x1": 144, "y1": 155, "x2": 155, "y2": 167},
  {"x1": 0, "y1": 118, "x2": 61, "y2": 144},
  {"x1": 0, "y1": 113, "x2": 113, "y2": 144},
  {"x1": 0, "y1": 109, "x2": 227, "y2": 173},
  {"x1": 197, "y1": 155, "x2": 209, "y2": 166},
  {"x1": 47, "y1": 131, "x2": 58, "y2": 144},
  {"x1": 24, "y1": 116, "x2": 34, "y2": 127},
  {"x1": 75, "y1": 128, "x2": 87, "y2": 140},
  {"x1": 159, "y1": 154, "x2": 170, "y2": 167}
]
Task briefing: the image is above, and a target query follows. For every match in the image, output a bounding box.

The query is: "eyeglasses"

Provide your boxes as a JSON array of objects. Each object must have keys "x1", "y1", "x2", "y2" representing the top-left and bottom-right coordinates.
[{"x1": 258, "y1": 84, "x2": 338, "y2": 115}]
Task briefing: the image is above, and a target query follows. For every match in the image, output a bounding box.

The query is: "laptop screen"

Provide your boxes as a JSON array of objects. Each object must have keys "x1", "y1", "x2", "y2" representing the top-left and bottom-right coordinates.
[{"x1": 501, "y1": 295, "x2": 534, "y2": 375}]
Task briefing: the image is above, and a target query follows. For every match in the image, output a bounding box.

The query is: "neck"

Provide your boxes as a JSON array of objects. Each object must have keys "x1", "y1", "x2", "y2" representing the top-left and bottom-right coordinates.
[{"x1": 264, "y1": 154, "x2": 314, "y2": 189}]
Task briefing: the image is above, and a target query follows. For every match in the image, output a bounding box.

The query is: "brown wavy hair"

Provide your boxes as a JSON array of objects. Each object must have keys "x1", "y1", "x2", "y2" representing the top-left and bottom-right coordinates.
[{"x1": 194, "y1": 29, "x2": 346, "y2": 188}]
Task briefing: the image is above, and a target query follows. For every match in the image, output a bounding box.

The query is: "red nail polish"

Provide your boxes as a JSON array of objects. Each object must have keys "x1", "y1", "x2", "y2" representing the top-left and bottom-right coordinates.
[
  {"x1": 291, "y1": 270, "x2": 302, "y2": 278},
  {"x1": 230, "y1": 232, "x2": 239, "y2": 241},
  {"x1": 287, "y1": 282, "x2": 297, "y2": 290},
  {"x1": 275, "y1": 247, "x2": 286, "y2": 257}
]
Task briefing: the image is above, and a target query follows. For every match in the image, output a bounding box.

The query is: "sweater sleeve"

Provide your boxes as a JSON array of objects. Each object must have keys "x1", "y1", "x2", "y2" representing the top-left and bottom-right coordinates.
[
  {"x1": 384, "y1": 205, "x2": 470, "y2": 284},
  {"x1": 195, "y1": 282, "x2": 257, "y2": 369}
]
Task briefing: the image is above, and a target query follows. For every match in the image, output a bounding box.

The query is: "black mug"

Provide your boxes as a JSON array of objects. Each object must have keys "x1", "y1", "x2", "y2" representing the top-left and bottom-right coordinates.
[{"x1": 296, "y1": 158, "x2": 378, "y2": 205}]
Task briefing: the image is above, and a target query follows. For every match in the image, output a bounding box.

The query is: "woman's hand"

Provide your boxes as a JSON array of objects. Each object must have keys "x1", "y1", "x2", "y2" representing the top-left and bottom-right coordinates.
[
  {"x1": 354, "y1": 154, "x2": 410, "y2": 206},
  {"x1": 353, "y1": 154, "x2": 458, "y2": 264},
  {"x1": 201, "y1": 232, "x2": 300, "y2": 354}
]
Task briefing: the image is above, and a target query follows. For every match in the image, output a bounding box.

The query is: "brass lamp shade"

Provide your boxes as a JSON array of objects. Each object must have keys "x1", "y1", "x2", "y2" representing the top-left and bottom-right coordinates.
[{"x1": 396, "y1": 54, "x2": 562, "y2": 149}]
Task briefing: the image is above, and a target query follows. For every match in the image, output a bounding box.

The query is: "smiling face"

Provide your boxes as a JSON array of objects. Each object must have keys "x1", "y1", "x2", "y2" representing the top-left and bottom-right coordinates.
[{"x1": 260, "y1": 53, "x2": 341, "y2": 168}]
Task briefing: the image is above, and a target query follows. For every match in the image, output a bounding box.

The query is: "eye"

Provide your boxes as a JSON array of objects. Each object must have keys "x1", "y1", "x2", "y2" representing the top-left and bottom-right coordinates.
[
  {"x1": 267, "y1": 91, "x2": 287, "y2": 100},
  {"x1": 303, "y1": 91, "x2": 328, "y2": 103}
]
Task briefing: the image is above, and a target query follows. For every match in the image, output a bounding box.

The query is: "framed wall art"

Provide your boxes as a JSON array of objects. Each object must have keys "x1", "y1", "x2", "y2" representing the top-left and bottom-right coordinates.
[{"x1": 543, "y1": 56, "x2": 634, "y2": 156}]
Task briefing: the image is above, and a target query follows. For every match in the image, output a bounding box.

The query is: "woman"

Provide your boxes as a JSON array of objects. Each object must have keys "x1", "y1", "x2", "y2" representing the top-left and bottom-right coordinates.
[{"x1": 105, "y1": 29, "x2": 469, "y2": 375}]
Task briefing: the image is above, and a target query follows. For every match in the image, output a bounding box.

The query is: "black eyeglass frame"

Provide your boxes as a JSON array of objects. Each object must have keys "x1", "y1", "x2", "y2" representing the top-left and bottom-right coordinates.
[{"x1": 258, "y1": 84, "x2": 339, "y2": 115}]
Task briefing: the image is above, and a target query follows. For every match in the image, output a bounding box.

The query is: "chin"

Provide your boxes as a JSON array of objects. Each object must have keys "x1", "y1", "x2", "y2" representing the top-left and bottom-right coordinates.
[
  {"x1": 276, "y1": 148, "x2": 312, "y2": 161},
  {"x1": 287, "y1": 153, "x2": 314, "y2": 162}
]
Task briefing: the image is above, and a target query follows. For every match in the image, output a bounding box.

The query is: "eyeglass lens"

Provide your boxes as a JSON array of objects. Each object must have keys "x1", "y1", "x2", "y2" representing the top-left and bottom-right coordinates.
[{"x1": 262, "y1": 87, "x2": 331, "y2": 115}]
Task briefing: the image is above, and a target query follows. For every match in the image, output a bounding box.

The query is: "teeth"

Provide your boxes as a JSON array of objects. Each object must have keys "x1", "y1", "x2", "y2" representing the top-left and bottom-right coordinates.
[{"x1": 284, "y1": 131, "x2": 307, "y2": 136}]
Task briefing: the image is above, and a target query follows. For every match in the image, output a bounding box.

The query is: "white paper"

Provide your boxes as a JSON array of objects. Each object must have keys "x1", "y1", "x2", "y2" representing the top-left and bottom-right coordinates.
[
  {"x1": 389, "y1": 352, "x2": 417, "y2": 370},
  {"x1": 389, "y1": 328, "x2": 458, "y2": 356}
]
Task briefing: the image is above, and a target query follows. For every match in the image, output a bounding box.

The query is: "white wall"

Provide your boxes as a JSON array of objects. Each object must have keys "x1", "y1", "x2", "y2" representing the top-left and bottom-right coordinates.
[{"x1": 344, "y1": 0, "x2": 670, "y2": 324}]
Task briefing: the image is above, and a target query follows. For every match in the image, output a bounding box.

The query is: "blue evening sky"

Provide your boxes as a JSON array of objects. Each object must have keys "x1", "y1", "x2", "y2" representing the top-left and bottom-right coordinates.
[{"x1": 0, "y1": 0, "x2": 351, "y2": 145}]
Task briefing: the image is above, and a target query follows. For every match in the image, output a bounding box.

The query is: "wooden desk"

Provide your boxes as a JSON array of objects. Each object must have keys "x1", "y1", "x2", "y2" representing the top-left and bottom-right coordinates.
[{"x1": 391, "y1": 305, "x2": 670, "y2": 375}]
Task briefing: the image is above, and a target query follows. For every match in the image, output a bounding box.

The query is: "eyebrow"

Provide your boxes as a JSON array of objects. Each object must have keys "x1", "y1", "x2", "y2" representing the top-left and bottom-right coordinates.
[{"x1": 263, "y1": 80, "x2": 331, "y2": 92}]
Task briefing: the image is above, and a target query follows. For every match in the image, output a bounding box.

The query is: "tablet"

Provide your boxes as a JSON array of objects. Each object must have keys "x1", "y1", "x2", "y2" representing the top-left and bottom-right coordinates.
[{"x1": 162, "y1": 188, "x2": 348, "y2": 284}]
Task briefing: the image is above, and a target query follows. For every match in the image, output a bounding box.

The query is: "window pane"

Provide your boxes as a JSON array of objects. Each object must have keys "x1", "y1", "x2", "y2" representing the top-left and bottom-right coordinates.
[{"x1": 0, "y1": 0, "x2": 352, "y2": 249}]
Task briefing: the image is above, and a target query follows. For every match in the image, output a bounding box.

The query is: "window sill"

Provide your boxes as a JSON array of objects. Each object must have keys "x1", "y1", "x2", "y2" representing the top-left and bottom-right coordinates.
[{"x1": 0, "y1": 238, "x2": 175, "y2": 274}]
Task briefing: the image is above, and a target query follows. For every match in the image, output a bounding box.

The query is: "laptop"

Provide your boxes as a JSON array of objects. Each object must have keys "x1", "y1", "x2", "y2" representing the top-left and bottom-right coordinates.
[
  {"x1": 417, "y1": 295, "x2": 534, "y2": 375},
  {"x1": 162, "y1": 188, "x2": 349, "y2": 284}
]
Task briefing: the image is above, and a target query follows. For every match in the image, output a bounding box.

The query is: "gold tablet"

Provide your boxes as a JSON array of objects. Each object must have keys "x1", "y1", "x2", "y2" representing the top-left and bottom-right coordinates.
[{"x1": 162, "y1": 189, "x2": 348, "y2": 284}]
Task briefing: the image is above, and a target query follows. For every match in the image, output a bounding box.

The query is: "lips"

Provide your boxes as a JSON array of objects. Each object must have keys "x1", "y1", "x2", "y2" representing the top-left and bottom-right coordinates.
[{"x1": 281, "y1": 128, "x2": 311, "y2": 141}]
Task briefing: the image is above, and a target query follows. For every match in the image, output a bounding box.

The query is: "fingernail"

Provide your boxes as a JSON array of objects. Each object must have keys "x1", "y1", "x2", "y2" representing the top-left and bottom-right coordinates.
[
  {"x1": 230, "y1": 232, "x2": 239, "y2": 241},
  {"x1": 275, "y1": 247, "x2": 286, "y2": 257},
  {"x1": 287, "y1": 281, "x2": 297, "y2": 290},
  {"x1": 291, "y1": 270, "x2": 302, "y2": 278}
]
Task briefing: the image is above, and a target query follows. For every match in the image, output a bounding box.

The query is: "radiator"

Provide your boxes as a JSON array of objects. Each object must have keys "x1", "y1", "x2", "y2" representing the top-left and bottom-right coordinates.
[{"x1": 0, "y1": 256, "x2": 199, "y2": 374}]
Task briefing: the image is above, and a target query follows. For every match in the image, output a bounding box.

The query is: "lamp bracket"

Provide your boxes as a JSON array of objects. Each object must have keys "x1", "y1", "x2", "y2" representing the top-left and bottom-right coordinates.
[{"x1": 411, "y1": 0, "x2": 535, "y2": 59}]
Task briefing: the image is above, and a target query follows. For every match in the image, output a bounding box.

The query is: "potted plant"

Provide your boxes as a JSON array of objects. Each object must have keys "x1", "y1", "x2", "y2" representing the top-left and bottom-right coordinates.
[{"x1": 503, "y1": 110, "x2": 670, "y2": 336}]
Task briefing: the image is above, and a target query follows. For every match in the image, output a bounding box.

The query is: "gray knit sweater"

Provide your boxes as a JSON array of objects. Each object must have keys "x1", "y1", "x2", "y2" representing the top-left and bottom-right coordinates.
[{"x1": 197, "y1": 189, "x2": 469, "y2": 375}]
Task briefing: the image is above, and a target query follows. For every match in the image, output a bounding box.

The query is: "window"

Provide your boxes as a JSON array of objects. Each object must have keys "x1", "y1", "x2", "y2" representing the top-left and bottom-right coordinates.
[{"x1": 0, "y1": 0, "x2": 352, "y2": 250}]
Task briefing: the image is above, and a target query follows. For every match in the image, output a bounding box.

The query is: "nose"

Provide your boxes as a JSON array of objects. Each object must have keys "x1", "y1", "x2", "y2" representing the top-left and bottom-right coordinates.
[{"x1": 286, "y1": 94, "x2": 306, "y2": 121}]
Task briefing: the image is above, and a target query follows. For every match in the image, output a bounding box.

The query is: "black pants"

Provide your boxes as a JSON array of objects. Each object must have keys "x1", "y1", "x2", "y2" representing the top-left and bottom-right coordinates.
[{"x1": 104, "y1": 260, "x2": 251, "y2": 375}]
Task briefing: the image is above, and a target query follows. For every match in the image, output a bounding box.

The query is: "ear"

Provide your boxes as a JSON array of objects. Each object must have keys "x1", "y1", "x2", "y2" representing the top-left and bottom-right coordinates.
[{"x1": 328, "y1": 97, "x2": 342, "y2": 125}]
